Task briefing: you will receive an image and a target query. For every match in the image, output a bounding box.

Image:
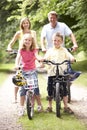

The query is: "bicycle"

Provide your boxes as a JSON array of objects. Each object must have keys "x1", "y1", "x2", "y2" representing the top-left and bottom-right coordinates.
[
  {"x1": 43, "y1": 59, "x2": 81, "y2": 117},
  {"x1": 12, "y1": 67, "x2": 38, "y2": 120},
  {"x1": 6, "y1": 49, "x2": 18, "y2": 63}
]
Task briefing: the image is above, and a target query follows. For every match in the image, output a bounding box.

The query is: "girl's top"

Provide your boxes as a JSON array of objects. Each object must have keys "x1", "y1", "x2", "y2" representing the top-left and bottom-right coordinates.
[
  {"x1": 44, "y1": 46, "x2": 74, "y2": 76},
  {"x1": 20, "y1": 49, "x2": 37, "y2": 71}
]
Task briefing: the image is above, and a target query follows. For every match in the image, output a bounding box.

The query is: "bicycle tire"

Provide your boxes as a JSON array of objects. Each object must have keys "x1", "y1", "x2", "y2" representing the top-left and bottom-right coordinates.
[
  {"x1": 55, "y1": 82, "x2": 61, "y2": 117},
  {"x1": 26, "y1": 91, "x2": 34, "y2": 120},
  {"x1": 67, "y1": 82, "x2": 71, "y2": 103}
]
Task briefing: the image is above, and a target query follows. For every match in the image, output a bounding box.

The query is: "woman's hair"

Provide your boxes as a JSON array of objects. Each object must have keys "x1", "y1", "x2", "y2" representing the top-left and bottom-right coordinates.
[
  {"x1": 20, "y1": 17, "x2": 31, "y2": 30},
  {"x1": 20, "y1": 33, "x2": 36, "y2": 50},
  {"x1": 52, "y1": 32, "x2": 63, "y2": 41}
]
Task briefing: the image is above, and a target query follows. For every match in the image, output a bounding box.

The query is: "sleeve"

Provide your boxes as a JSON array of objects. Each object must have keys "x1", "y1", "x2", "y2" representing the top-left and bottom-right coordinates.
[
  {"x1": 41, "y1": 25, "x2": 46, "y2": 39},
  {"x1": 64, "y1": 48, "x2": 74, "y2": 61},
  {"x1": 63, "y1": 23, "x2": 72, "y2": 36},
  {"x1": 44, "y1": 49, "x2": 51, "y2": 60}
]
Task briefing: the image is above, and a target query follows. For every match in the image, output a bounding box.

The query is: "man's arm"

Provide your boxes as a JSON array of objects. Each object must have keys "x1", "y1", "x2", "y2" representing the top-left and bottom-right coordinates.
[
  {"x1": 70, "y1": 33, "x2": 78, "y2": 51},
  {"x1": 41, "y1": 37, "x2": 47, "y2": 52}
]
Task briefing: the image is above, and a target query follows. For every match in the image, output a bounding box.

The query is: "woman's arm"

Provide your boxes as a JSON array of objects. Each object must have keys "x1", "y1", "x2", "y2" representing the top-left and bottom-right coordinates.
[
  {"x1": 7, "y1": 31, "x2": 20, "y2": 51},
  {"x1": 15, "y1": 50, "x2": 21, "y2": 69}
]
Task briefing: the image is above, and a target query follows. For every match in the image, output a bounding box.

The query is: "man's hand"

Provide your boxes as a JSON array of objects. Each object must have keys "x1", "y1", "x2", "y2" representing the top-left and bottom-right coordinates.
[{"x1": 72, "y1": 44, "x2": 78, "y2": 52}]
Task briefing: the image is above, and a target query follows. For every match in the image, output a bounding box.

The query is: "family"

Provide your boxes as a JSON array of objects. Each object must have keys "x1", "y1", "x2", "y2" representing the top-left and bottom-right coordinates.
[{"x1": 7, "y1": 11, "x2": 78, "y2": 117}]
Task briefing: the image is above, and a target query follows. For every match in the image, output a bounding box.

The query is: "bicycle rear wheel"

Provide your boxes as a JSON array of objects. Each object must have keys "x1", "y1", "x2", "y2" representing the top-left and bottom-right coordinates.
[
  {"x1": 55, "y1": 82, "x2": 61, "y2": 117},
  {"x1": 67, "y1": 82, "x2": 71, "y2": 103},
  {"x1": 26, "y1": 91, "x2": 34, "y2": 120}
]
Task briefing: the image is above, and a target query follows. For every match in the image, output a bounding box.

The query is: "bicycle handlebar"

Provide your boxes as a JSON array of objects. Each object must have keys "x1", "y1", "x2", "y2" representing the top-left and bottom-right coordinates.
[
  {"x1": 43, "y1": 60, "x2": 70, "y2": 66},
  {"x1": 6, "y1": 49, "x2": 18, "y2": 55}
]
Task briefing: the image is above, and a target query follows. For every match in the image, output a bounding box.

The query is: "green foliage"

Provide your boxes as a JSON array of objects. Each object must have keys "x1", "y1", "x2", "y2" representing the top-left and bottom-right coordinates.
[
  {"x1": 66, "y1": 0, "x2": 87, "y2": 52},
  {"x1": 0, "y1": 0, "x2": 87, "y2": 63}
]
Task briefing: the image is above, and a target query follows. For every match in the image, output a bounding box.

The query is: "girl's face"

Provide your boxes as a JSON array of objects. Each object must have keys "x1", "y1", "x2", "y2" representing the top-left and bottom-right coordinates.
[
  {"x1": 52, "y1": 36, "x2": 63, "y2": 48},
  {"x1": 22, "y1": 20, "x2": 30, "y2": 29},
  {"x1": 23, "y1": 35, "x2": 32, "y2": 49}
]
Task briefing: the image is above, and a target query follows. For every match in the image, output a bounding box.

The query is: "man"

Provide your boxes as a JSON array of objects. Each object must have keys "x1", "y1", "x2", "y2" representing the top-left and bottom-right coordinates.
[{"x1": 41, "y1": 11, "x2": 78, "y2": 51}]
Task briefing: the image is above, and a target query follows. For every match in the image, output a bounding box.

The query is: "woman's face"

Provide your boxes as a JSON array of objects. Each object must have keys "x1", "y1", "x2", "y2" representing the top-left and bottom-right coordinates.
[
  {"x1": 22, "y1": 20, "x2": 30, "y2": 29},
  {"x1": 53, "y1": 36, "x2": 62, "y2": 48}
]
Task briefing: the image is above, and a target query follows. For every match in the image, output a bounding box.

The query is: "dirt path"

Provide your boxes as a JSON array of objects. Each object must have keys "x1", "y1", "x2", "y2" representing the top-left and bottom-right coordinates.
[
  {"x1": 0, "y1": 74, "x2": 87, "y2": 130},
  {"x1": 0, "y1": 74, "x2": 24, "y2": 130},
  {"x1": 69, "y1": 83, "x2": 87, "y2": 125}
]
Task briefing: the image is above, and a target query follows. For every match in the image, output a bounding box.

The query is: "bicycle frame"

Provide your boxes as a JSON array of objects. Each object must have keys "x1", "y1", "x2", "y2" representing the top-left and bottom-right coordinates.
[
  {"x1": 43, "y1": 60, "x2": 70, "y2": 117},
  {"x1": 12, "y1": 68, "x2": 37, "y2": 120}
]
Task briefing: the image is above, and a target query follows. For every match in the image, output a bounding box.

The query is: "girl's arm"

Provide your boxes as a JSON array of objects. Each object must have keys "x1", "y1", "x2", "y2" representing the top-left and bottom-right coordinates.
[{"x1": 15, "y1": 50, "x2": 21, "y2": 69}]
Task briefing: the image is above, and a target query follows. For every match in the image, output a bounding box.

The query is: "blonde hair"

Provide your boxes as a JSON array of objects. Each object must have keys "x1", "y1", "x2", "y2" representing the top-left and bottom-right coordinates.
[
  {"x1": 20, "y1": 33, "x2": 36, "y2": 50},
  {"x1": 20, "y1": 17, "x2": 31, "y2": 30},
  {"x1": 52, "y1": 32, "x2": 63, "y2": 41},
  {"x1": 48, "y1": 11, "x2": 58, "y2": 18}
]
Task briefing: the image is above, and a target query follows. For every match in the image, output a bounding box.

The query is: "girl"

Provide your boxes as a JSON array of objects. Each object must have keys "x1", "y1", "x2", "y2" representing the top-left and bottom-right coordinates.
[
  {"x1": 15, "y1": 33, "x2": 43, "y2": 116},
  {"x1": 7, "y1": 17, "x2": 38, "y2": 103}
]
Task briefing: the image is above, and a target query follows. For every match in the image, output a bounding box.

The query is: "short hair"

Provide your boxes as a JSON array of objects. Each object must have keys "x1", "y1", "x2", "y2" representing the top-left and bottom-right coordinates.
[
  {"x1": 52, "y1": 32, "x2": 63, "y2": 41},
  {"x1": 48, "y1": 11, "x2": 58, "y2": 18}
]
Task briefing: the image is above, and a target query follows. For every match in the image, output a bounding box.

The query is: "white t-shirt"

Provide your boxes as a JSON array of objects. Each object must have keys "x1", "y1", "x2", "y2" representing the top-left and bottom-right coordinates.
[{"x1": 41, "y1": 22, "x2": 72, "y2": 49}]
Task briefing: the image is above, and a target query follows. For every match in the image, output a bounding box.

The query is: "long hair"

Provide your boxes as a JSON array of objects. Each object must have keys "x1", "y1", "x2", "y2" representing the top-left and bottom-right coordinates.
[
  {"x1": 20, "y1": 33, "x2": 36, "y2": 51},
  {"x1": 20, "y1": 17, "x2": 31, "y2": 30}
]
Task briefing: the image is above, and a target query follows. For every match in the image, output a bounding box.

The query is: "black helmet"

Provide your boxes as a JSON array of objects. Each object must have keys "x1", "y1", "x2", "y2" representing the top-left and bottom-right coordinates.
[{"x1": 12, "y1": 75, "x2": 27, "y2": 87}]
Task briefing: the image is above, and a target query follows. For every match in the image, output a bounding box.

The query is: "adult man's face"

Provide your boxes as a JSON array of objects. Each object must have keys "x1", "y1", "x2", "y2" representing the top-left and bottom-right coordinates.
[{"x1": 48, "y1": 14, "x2": 57, "y2": 28}]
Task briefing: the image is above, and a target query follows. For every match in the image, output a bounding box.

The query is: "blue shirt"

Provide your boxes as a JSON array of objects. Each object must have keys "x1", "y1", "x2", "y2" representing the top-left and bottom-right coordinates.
[{"x1": 41, "y1": 22, "x2": 72, "y2": 49}]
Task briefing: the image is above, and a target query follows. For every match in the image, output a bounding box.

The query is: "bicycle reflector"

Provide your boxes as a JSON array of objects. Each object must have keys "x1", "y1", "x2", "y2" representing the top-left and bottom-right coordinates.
[{"x1": 12, "y1": 75, "x2": 27, "y2": 87}]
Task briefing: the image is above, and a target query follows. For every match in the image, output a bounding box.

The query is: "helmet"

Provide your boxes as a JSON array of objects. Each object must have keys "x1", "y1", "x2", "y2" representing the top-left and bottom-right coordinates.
[{"x1": 12, "y1": 74, "x2": 27, "y2": 87}]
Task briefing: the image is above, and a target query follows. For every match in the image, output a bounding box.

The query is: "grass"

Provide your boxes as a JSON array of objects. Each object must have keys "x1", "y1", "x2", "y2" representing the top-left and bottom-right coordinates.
[
  {"x1": 18, "y1": 72, "x2": 87, "y2": 130},
  {"x1": 0, "y1": 52, "x2": 87, "y2": 130},
  {"x1": 71, "y1": 60, "x2": 87, "y2": 87},
  {"x1": 19, "y1": 111, "x2": 86, "y2": 130},
  {"x1": 18, "y1": 59, "x2": 87, "y2": 130},
  {"x1": 0, "y1": 63, "x2": 14, "y2": 86}
]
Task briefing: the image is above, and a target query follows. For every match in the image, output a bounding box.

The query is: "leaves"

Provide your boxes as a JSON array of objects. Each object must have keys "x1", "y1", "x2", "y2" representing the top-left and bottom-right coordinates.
[{"x1": 0, "y1": 0, "x2": 87, "y2": 63}]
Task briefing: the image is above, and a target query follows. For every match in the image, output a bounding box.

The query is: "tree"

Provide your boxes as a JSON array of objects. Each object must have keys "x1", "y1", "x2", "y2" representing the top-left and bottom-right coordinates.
[{"x1": 0, "y1": 0, "x2": 87, "y2": 63}]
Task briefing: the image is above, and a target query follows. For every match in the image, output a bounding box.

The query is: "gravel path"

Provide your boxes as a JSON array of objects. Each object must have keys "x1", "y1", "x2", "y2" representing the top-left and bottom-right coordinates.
[
  {"x1": 0, "y1": 74, "x2": 87, "y2": 130},
  {"x1": 0, "y1": 74, "x2": 24, "y2": 130},
  {"x1": 69, "y1": 83, "x2": 87, "y2": 125}
]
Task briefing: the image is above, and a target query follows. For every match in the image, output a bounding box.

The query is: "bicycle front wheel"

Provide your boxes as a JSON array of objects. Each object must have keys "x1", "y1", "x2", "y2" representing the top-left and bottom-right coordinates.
[
  {"x1": 55, "y1": 82, "x2": 61, "y2": 117},
  {"x1": 26, "y1": 91, "x2": 34, "y2": 120}
]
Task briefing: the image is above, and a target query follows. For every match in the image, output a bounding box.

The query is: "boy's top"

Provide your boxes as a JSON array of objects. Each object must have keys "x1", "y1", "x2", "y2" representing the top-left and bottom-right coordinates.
[{"x1": 44, "y1": 47, "x2": 74, "y2": 76}]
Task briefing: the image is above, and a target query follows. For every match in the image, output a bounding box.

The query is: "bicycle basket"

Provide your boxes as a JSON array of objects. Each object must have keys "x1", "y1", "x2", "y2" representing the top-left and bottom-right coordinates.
[{"x1": 12, "y1": 75, "x2": 27, "y2": 87}]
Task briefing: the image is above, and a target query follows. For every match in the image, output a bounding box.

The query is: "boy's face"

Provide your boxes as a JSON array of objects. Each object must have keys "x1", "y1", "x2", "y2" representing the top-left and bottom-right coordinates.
[{"x1": 52, "y1": 36, "x2": 62, "y2": 48}]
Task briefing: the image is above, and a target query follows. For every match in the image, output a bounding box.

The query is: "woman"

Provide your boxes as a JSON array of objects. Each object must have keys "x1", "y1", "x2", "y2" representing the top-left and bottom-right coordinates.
[{"x1": 7, "y1": 17, "x2": 38, "y2": 103}]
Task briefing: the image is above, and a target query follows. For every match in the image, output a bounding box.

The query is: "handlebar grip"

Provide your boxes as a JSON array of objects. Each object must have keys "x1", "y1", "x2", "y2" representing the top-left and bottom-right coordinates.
[{"x1": 67, "y1": 48, "x2": 73, "y2": 52}]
